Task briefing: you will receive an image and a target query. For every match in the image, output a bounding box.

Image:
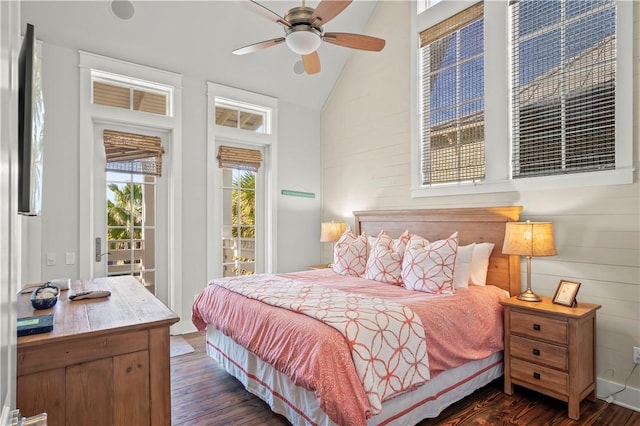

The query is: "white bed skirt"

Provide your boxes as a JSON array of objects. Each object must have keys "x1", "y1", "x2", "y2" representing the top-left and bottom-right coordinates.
[{"x1": 205, "y1": 328, "x2": 503, "y2": 426}]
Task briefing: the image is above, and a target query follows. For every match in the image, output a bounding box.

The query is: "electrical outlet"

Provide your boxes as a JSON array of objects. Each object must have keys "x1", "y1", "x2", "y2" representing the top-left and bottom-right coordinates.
[{"x1": 633, "y1": 346, "x2": 640, "y2": 364}]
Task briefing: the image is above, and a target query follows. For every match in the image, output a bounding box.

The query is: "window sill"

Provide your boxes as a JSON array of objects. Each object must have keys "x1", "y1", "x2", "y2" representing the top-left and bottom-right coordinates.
[{"x1": 411, "y1": 167, "x2": 635, "y2": 198}]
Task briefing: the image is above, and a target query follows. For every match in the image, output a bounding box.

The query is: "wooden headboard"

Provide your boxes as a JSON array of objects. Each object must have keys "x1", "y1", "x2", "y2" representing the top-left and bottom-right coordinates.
[{"x1": 353, "y1": 206, "x2": 523, "y2": 296}]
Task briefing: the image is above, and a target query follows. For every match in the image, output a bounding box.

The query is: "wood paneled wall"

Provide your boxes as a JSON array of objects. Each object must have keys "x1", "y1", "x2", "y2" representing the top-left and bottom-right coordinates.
[{"x1": 320, "y1": 0, "x2": 639, "y2": 402}]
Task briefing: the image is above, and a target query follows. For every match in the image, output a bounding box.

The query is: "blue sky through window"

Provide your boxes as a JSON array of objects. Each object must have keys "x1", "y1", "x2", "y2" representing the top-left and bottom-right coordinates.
[{"x1": 429, "y1": 18, "x2": 484, "y2": 127}]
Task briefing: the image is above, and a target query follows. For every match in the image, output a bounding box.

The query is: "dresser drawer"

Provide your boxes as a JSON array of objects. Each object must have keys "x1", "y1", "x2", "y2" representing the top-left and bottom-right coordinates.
[
  {"x1": 510, "y1": 335, "x2": 568, "y2": 370},
  {"x1": 510, "y1": 358, "x2": 568, "y2": 396},
  {"x1": 510, "y1": 311, "x2": 567, "y2": 345}
]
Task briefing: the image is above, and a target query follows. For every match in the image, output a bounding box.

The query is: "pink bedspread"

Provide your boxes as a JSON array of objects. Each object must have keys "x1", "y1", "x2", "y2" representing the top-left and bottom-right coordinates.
[{"x1": 192, "y1": 269, "x2": 507, "y2": 426}]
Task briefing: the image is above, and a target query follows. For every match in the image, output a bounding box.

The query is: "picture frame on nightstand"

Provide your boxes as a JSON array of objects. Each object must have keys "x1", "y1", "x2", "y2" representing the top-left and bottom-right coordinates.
[{"x1": 553, "y1": 279, "x2": 581, "y2": 306}]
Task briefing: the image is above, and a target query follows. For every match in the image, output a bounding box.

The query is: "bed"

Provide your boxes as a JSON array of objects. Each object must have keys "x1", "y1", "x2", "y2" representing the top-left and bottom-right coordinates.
[{"x1": 192, "y1": 206, "x2": 523, "y2": 425}]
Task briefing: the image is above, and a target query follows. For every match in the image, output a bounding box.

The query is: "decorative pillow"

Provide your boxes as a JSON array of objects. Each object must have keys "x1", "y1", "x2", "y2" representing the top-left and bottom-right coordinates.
[
  {"x1": 332, "y1": 227, "x2": 368, "y2": 277},
  {"x1": 469, "y1": 242, "x2": 495, "y2": 286},
  {"x1": 402, "y1": 233, "x2": 458, "y2": 294},
  {"x1": 365, "y1": 230, "x2": 410, "y2": 285},
  {"x1": 453, "y1": 243, "x2": 476, "y2": 289}
]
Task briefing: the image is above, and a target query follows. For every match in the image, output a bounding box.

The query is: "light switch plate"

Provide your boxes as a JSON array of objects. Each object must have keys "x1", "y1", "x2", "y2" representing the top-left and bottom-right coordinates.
[{"x1": 46, "y1": 252, "x2": 56, "y2": 266}]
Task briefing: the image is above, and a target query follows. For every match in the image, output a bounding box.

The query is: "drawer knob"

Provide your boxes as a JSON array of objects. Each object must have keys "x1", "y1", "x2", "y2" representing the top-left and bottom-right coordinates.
[
  {"x1": 533, "y1": 348, "x2": 540, "y2": 356},
  {"x1": 533, "y1": 372, "x2": 541, "y2": 380},
  {"x1": 533, "y1": 324, "x2": 541, "y2": 331}
]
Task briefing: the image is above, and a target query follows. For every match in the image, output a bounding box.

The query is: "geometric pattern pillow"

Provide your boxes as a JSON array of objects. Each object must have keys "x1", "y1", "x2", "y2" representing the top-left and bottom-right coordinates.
[
  {"x1": 332, "y1": 227, "x2": 368, "y2": 277},
  {"x1": 401, "y1": 232, "x2": 459, "y2": 294},
  {"x1": 364, "y1": 230, "x2": 410, "y2": 285}
]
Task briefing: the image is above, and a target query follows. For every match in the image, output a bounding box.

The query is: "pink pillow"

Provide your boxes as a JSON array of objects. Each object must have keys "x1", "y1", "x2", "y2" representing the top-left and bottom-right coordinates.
[
  {"x1": 365, "y1": 230, "x2": 410, "y2": 285},
  {"x1": 332, "y1": 227, "x2": 368, "y2": 277},
  {"x1": 402, "y1": 232, "x2": 459, "y2": 294},
  {"x1": 453, "y1": 243, "x2": 476, "y2": 289},
  {"x1": 469, "y1": 243, "x2": 495, "y2": 286}
]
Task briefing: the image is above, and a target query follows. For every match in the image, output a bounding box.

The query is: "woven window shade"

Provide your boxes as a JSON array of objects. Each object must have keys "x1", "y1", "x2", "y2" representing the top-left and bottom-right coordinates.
[
  {"x1": 103, "y1": 130, "x2": 164, "y2": 176},
  {"x1": 420, "y1": 2, "x2": 483, "y2": 47},
  {"x1": 217, "y1": 146, "x2": 262, "y2": 172},
  {"x1": 420, "y1": 3, "x2": 485, "y2": 185},
  {"x1": 510, "y1": 0, "x2": 616, "y2": 178}
]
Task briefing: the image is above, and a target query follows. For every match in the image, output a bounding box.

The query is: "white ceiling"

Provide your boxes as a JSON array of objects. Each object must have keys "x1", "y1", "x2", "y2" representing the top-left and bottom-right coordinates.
[{"x1": 21, "y1": 0, "x2": 380, "y2": 110}]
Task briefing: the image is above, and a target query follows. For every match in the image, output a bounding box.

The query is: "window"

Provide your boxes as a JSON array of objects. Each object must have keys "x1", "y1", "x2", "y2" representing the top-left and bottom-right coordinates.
[
  {"x1": 511, "y1": 0, "x2": 616, "y2": 178},
  {"x1": 103, "y1": 130, "x2": 164, "y2": 292},
  {"x1": 92, "y1": 70, "x2": 172, "y2": 116},
  {"x1": 215, "y1": 98, "x2": 269, "y2": 133},
  {"x1": 207, "y1": 83, "x2": 278, "y2": 279},
  {"x1": 218, "y1": 146, "x2": 261, "y2": 277},
  {"x1": 419, "y1": 3, "x2": 484, "y2": 185},
  {"x1": 413, "y1": 0, "x2": 632, "y2": 197}
]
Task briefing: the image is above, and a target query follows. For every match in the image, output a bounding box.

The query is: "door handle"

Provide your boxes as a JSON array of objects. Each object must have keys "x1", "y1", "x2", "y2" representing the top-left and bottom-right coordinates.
[{"x1": 95, "y1": 237, "x2": 110, "y2": 262}]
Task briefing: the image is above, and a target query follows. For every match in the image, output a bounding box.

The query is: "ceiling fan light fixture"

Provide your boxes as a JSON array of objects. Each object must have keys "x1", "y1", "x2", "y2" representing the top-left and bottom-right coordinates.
[{"x1": 285, "y1": 27, "x2": 322, "y2": 55}]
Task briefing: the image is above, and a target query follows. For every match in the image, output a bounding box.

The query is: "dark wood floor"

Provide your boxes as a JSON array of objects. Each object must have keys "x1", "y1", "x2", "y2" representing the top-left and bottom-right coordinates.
[{"x1": 171, "y1": 332, "x2": 639, "y2": 426}]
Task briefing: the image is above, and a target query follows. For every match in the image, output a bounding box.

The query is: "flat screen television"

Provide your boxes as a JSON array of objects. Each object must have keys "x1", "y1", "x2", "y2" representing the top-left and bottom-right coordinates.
[{"x1": 18, "y1": 23, "x2": 44, "y2": 216}]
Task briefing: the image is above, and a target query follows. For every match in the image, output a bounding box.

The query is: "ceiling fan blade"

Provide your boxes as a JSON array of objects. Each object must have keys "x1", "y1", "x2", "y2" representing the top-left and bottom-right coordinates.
[
  {"x1": 323, "y1": 32, "x2": 386, "y2": 51},
  {"x1": 246, "y1": 0, "x2": 291, "y2": 27},
  {"x1": 309, "y1": 0, "x2": 352, "y2": 26},
  {"x1": 302, "y1": 51, "x2": 321, "y2": 75},
  {"x1": 232, "y1": 38, "x2": 286, "y2": 55}
]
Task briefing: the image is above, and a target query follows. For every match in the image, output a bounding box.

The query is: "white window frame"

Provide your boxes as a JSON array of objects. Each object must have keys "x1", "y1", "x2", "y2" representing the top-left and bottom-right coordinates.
[
  {"x1": 410, "y1": 0, "x2": 634, "y2": 198},
  {"x1": 206, "y1": 82, "x2": 278, "y2": 280},
  {"x1": 78, "y1": 51, "x2": 183, "y2": 319}
]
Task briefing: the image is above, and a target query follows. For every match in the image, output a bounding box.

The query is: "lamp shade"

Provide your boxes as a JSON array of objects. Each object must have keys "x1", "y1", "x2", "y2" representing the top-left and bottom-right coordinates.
[
  {"x1": 286, "y1": 28, "x2": 322, "y2": 55},
  {"x1": 320, "y1": 221, "x2": 345, "y2": 242},
  {"x1": 502, "y1": 221, "x2": 557, "y2": 257}
]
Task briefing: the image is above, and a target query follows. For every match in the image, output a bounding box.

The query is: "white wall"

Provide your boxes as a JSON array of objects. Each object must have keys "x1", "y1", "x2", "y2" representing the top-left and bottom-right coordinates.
[
  {"x1": 277, "y1": 101, "x2": 322, "y2": 273},
  {"x1": 321, "y1": 0, "x2": 640, "y2": 410},
  {"x1": 0, "y1": 1, "x2": 19, "y2": 421},
  {"x1": 29, "y1": 42, "x2": 322, "y2": 333}
]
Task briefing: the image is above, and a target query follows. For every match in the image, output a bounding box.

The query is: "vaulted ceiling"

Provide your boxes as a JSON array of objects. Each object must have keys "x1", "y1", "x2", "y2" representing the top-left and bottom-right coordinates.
[{"x1": 21, "y1": 1, "x2": 379, "y2": 110}]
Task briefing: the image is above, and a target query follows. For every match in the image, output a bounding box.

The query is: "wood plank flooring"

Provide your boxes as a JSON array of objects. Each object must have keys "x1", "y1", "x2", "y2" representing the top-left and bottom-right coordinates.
[{"x1": 171, "y1": 331, "x2": 639, "y2": 426}]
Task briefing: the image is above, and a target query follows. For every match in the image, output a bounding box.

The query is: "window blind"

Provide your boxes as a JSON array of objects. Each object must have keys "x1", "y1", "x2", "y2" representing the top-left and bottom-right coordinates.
[
  {"x1": 510, "y1": 0, "x2": 616, "y2": 178},
  {"x1": 217, "y1": 146, "x2": 262, "y2": 172},
  {"x1": 419, "y1": 3, "x2": 485, "y2": 185},
  {"x1": 103, "y1": 130, "x2": 164, "y2": 176}
]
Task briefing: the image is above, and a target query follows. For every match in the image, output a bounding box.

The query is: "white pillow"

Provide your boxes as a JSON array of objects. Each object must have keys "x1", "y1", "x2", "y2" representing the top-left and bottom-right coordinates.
[
  {"x1": 469, "y1": 242, "x2": 495, "y2": 286},
  {"x1": 402, "y1": 232, "x2": 458, "y2": 294},
  {"x1": 453, "y1": 243, "x2": 476, "y2": 289},
  {"x1": 332, "y1": 227, "x2": 368, "y2": 277}
]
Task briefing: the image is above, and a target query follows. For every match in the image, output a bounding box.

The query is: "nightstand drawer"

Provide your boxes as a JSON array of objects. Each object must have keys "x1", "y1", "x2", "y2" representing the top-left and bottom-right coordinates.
[
  {"x1": 510, "y1": 335, "x2": 568, "y2": 370},
  {"x1": 511, "y1": 358, "x2": 568, "y2": 395},
  {"x1": 510, "y1": 311, "x2": 567, "y2": 345}
]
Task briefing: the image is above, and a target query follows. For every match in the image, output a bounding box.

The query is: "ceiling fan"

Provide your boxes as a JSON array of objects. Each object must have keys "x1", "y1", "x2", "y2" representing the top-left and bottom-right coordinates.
[{"x1": 232, "y1": 0, "x2": 386, "y2": 75}]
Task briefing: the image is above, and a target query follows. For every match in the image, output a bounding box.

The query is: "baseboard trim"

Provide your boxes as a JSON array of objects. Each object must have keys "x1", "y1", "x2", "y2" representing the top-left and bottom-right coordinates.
[
  {"x1": 171, "y1": 320, "x2": 198, "y2": 336},
  {"x1": 597, "y1": 377, "x2": 640, "y2": 412}
]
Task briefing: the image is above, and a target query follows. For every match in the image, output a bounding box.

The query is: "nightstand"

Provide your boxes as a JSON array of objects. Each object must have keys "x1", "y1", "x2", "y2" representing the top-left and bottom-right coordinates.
[
  {"x1": 501, "y1": 296, "x2": 600, "y2": 421},
  {"x1": 308, "y1": 264, "x2": 331, "y2": 270}
]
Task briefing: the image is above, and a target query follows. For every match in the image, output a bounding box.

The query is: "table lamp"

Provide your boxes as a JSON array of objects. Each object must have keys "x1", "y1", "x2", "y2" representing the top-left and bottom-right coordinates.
[
  {"x1": 502, "y1": 221, "x2": 557, "y2": 302},
  {"x1": 320, "y1": 221, "x2": 345, "y2": 267}
]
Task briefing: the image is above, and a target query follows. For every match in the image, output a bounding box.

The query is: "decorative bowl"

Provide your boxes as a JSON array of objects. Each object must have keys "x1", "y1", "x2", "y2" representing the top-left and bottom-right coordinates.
[{"x1": 31, "y1": 283, "x2": 60, "y2": 310}]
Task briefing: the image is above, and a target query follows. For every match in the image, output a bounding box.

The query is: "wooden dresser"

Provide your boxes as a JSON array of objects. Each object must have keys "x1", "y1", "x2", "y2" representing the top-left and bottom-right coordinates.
[
  {"x1": 17, "y1": 276, "x2": 179, "y2": 426},
  {"x1": 501, "y1": 296, "x2": 600, "y2": 420}
]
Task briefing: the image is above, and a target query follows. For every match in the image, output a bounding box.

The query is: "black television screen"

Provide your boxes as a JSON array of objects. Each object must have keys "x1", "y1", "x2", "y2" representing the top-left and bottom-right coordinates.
[{"x1": 18, "y1": 23, "x2": 44, "y2": 216}]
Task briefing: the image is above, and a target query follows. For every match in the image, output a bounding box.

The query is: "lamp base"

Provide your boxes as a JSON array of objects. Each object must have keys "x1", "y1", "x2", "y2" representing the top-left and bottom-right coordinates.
[{"x1": 517, "y1": 289, "x2": 542, "y2": 302}]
